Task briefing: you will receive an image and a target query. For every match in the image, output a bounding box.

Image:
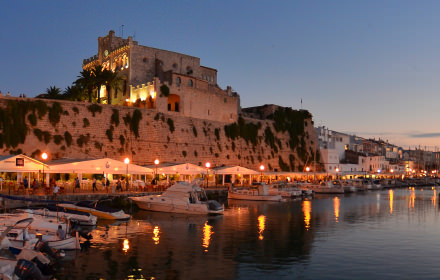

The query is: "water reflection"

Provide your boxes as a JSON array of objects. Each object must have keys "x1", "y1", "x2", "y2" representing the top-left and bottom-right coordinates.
[
  {"x1": 202, "y1": 221, "x2": 213, "y2": 252},
  {"x1": 389, "y1": 189, "x2": 394, "y2": 214},
  {"x1": 302, "y1": 200, "x2": 311, "y2": 230},
  {"x1": 409, "y1": 188, "x2": 415, "y2": 210},
  {"x1": 257, "y1": 215, "x2": 266, "y2": 240},
  {"x1": 432, "y1": 188, "x2": 437, "y2": 206},
  {"x1": 123, "y1": 238, "x2": 130, "y2": 252},
  {"x1": 152, "y1": 226, "x2": 160, "y2": 245},
  {"x1": 333, "y1": 197, "x2": 340, "y2": 222}
]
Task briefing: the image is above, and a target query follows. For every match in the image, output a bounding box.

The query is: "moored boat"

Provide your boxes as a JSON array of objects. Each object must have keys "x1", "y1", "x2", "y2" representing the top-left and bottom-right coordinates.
[
  {"x1": 57, "y1": 201, "x2": 130, "y2": 220},
  {"x1": 228, "y1": 183, "x2": 285, "y2": 201},
  {"x1": 130, "y1": 181, "x2": 224, "y2": 215},
  {"x1": 299, "y1": 181, "x2": 345, "y2": 194}
]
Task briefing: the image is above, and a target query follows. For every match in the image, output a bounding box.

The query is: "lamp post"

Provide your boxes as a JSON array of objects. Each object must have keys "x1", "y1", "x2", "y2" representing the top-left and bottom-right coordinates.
[
  {"x1": 335, "y1": 167, "x2": 340, "y2": 180},
  {"x1": 41, "y1": 152, "x2": 48, "y2": 188},
  {"x1": 124, "y1": 158, "x2": 129, "y2": 191},
  {"x1": 259, "y1": 165, "x2": 265, "y2": 183},
  {"x1": 205, "y1": 162, "x2": 211, "y2": 188},
  {"x1": 305, "y1": 166, "x2": 310, "y2": 181},
  {"x1": 154, "y1": 159, "x2": 159, "y2": 185}
]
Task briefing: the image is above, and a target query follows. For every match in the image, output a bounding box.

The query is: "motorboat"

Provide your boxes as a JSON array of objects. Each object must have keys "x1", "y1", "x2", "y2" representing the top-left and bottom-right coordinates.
[
  {"x1": 21, "y1": 206, "x2": 98, "y2": 226},
  {"x1": 268, "y1": 183, "x2": 303, "y2": 198},
  {"x1": 0, "y1": 215, "x2": 81, "y2": 250},
  {"x1": 57, "y1": 201, "x2": 130, "y2": 220},
  {"x1": 228, "y1": 183, "x2": 285, "y2": 201},
  {"x1": 299, "y1": 181, "x2": 345, "y2": 194},
  {"x1": 130, "y1": 181, "x2": 224, "y2": 215}
]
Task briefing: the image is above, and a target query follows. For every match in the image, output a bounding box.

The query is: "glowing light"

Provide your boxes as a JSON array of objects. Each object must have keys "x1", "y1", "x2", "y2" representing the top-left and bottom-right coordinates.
[
  {"x1": 125, "y1": 99, "x2": 129, "y2": 102},
  {"x1": 390, "y1": 169, "x2": 394, "y2": 173},
  {"x1": 123, "y1": 239, "x2": 130, "y2": 252},
  {"x1": 96, "y1": 167, "x2": 101, "y2": 171},
  {"x1": 154, "y1": 159, "x2": 160, "y2": 165},
  {"x1": 202, "y1": 221, "x2": 214, "y2": 252},
  {"x1": 153, "y1": 226, "x2": 160, "y2": 245},
  {"x1": 205, "y1": 162, "x2": 211, "y2": 168},
  {"x1": 305, "y1": 167, "x2": 310, "y2": 172},
  {"x1": 259, "y1": 165, "x2": 265, "y2": 171},
  {"x1": 302, "y1": 200, "x2": 311, "y2": 230},
  {"x1": 335, "y1": 167, "x2": 340, "y2": 172},
  {"x1": 124, "y1": 158, "x2": 130, "y2": 164},
  {"x1": 151, "y1": 91, "x2": 156, "y2": 99},
  {"x1": 432, "y1": 188, "x2": 437, "y2": 206},
  {"x1": 257, "y1": 215, "x2": 266, "y2": 240},
  {"x1": 333, "y1": 197, "x2": 340, "y2": 222},
  {"x1": 389, "y1": 189, "x2": 394, "y2": 214},
  {"x1": 41, "y1": 152, "x2": 48, "y2": 160}
]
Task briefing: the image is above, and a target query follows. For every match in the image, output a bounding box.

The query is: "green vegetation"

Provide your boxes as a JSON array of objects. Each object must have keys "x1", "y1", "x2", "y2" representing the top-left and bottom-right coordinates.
[
  {"x1": 87, "y1": 104, "x2": 102, "y2": 117},
  {"x1": 160, "y1": 84, "x2": 170, "y2": 97},
  {"x1": 182, "y1": 150, "x2": 187, "y2": 157},
  {"x1": 94, "y1": 141, "x2": 103, "y2": 151},
  {"x1": 167, "y1": 118, "x2": 175, "y2": 133},
  {"x1": 123, "y1": 110, "x2": 143, "y2": 138},
  {"x1": 224, "y1": 117, "x2": 261, "y2": 146},
  {"x1": 53, "y1": 135, "x2": 64, "y2": 145},
  {"x1": 106, "y1": 126, "x2": 114, "y2": 142},
  {"x1": 83, "y1": 118, "x2": 90, "y2": 128},
  {"x1": 64, "y1": 131, "x2": 72, "y2": 147},
  {"x1": 27, "y1": 114, "x2": 37, "y2": 126},
  {"x1": 192, "y1": 126, "x2": 198, "y2": 137},
  {"x1": 111, "y1": 109, "x2": 120, "y2": 126},
  {"x1": 214, "y1": 128, "x2": 220, "y2": 140},
  {"x1": 278, "y1": 156, "x2": 290, "y2": 172},
  {"x1": 119, "y1": 135, "x2": 125, "y2": 146},
  {"x1": 72, "y1": 106, "x2": 79, "y2": 114},
  {"x1": 48, "y1": 102, "x2": 63, "y2": 127},
  {"x1": 77, "y1": 134, "x2": 90, "y2": 147}
]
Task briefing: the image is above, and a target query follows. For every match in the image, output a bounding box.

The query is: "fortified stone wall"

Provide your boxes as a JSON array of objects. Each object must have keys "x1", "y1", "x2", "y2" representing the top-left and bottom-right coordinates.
[{"x1": 0, "y1": 97, "x2": 320, "y2": 171}]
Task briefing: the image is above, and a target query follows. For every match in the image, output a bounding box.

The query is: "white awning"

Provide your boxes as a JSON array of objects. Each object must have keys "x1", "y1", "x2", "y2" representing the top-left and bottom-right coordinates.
[{"x1": 0, "y1": 154, "x2": 48, "y2": 173}]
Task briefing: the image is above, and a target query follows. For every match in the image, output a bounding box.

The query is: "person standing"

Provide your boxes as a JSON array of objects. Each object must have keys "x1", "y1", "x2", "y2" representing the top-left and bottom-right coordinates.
[
  {"x1": 23, "y1": 176, "x2": 28, "y2": 189},
  {"x1": 105, "y1": 178, "x2": 110, "y2": 193},
  {"x1": 92, "y1": 177, "x2": 97, "y2": 192},
  {"x1": 74, "y1": 177, "x2": 80, "y2": 193},
  {"x1": 56, "y1": 225, "x2": 65, "y2": 240}
]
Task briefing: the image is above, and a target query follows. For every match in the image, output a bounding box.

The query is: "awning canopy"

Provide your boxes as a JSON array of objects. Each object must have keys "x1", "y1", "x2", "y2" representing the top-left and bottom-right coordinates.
[
  {"x1": 146, "y1": 162, "x2": 206, "y2": 175},
  {"x1": 0, "y1": 154, "x2": 48, "y2": 173},
  {"x1": 46, "y1": 158, "x2": 153, "y2": 175},
  {"x1": 212, "y1": 165, "x2": 259, "y2": 175}
]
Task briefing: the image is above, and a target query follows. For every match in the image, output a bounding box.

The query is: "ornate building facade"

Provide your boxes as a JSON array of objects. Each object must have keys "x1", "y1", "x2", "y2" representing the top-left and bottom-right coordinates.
[{"x1": 83, "y1": 30, "x2": 240, "y2": 123}]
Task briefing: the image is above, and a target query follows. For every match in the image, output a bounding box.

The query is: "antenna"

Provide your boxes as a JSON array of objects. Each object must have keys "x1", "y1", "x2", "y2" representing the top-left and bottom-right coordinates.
[
  {"x1": 121, "y1": 24, "x2": 124, "y2": 37},
  {"x1": 133, "y1": 30, "x2": 136, "y2": 40}
]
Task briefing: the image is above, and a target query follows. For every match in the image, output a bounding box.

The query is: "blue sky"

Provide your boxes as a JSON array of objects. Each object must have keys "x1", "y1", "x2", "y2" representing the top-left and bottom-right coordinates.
[{"x1": 1, "y1": 1, "x2": 440, "y2": 149}]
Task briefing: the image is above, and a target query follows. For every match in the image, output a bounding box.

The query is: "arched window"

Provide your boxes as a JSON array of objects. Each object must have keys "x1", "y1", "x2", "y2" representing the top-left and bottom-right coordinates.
[
  {"x1": 188, "y1": 79, "x2": 193, "y2": 87},
  {"x1": 176, "y1": 77, "x2": 181, "y2": 87}
]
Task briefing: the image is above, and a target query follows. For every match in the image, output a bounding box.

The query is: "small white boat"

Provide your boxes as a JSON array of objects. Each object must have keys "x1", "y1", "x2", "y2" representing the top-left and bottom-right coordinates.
[
  {"x1": 300, "y1": 181, "x2": 345, "y2": 194},
  {"x1": 130, "y1": 181, "x2": 224, "y2": 215},
  {"x1": 228, "y1": 183, "x2": 285, "y2": 202},
  {"x1": 57, "y1": 201, "x2": 130, "y2": 220},
  {"x1": 21, "y1": 207, "x2": 98, "y2": 226},
  {"x1": 268, "y1": 183, "x2": 303, "y2": 198}
]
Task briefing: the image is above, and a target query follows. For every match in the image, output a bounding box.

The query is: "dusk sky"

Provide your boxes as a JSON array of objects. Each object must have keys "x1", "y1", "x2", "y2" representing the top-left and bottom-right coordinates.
[{"x1": 1, "y1": 1, "x2": 440, "y2": 149}]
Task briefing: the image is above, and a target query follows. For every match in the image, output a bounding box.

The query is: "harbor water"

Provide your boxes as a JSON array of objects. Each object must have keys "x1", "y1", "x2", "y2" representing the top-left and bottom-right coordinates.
[{"x1": 54, "y1": 187, "x2": 440, "y2": 279}]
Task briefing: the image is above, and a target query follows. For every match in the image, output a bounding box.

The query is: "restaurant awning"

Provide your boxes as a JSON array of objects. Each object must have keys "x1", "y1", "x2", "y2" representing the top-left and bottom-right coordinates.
[
  {"x1": 46, "y1": 158, "x2": 153, "y2": 175},
  {"x1": 0, "y1": 154, "x2": 48, "y2": 173},
  {"x1": 145, "y1": 162, "x2": 206, "y2": 175},
  {"x1": 212, "y1": 165, "x2": 259, "y2": 175}
]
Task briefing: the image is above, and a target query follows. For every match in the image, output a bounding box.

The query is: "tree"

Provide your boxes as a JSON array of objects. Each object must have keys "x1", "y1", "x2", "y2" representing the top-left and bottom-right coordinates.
[
  {"x1": 102, "y1": 69, "x2": 123, "y2": 105},
  {"x1": 36, "y1": 86, "x2": 62, "y2": 99},
  {"x1": 75, "y1": 69, "x2": 95, "y2": 102},
  {"x1": 63, "y1": 85, "x2": 87, "y2": 101}
]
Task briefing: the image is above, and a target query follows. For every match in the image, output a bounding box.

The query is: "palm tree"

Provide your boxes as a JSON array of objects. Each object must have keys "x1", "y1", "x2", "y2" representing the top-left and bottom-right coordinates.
[
  {"x1": 91, "y1": 65, "x2": 105, "y2": 103},
  {"x1": 75, "y1": 69, "x2": 94, "y2": 102},
  {"x1": 36, "y1": 86, "x2": 62, "y2": 99},
  {"x1": 102, "y1": 69, "x2": 123, "y2": 105},
  {"x1": 63, "y1": 85, "x2": 87, "y2": 101}
]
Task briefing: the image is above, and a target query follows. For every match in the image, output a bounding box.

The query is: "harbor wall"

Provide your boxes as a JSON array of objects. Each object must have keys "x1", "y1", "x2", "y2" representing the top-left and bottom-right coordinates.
[{"x1": 0, "y1": 97, "x2": 320, "y2": 171}]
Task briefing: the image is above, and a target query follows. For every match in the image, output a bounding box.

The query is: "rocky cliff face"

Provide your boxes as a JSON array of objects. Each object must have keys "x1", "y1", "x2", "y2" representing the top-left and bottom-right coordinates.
[{"x1": 0, "y1": 97, "x2": 320, "y2": 171}]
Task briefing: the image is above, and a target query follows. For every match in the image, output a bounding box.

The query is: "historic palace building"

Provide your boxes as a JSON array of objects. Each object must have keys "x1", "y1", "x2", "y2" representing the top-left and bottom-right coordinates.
[{"x1": 83, "y1": 30, "x2": 240, "y2": 123}]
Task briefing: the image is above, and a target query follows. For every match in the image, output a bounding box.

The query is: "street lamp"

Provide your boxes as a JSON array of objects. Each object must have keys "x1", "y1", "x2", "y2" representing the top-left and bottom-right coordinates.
[
  {"x1": 124, "y1": 158, "x2": 129, "y2": 191},
  {"x1": 41, "y1": 152, "x2": 48, "y2": 188},
  {"x1": 205, "y1": 162, "x2": 211, "y2": 188},
  {"x1": 305, "y1": 166, "x2": 310, "y2": 181},
  {"x1": 259, "y1": 165, "x2": 265, "y2": 183},
  {"x1": 335, "y1": 167, "x2": 340, "y2": 180},
  {"x1": 154, "y1": 159, "x2": 159, "y2": 184}
]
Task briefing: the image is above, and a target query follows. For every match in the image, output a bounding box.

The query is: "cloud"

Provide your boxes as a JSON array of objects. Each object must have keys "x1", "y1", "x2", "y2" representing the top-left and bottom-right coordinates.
[{"x1": 410, "y1": 133, "x2": 440, "y2": 138}]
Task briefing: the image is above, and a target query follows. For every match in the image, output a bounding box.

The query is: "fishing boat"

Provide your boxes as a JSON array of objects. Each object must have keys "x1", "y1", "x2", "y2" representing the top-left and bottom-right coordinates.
[
  {"x1": 268, "y1": 183, "x2": 303, "y2": 198},
  {"x1": 57, "y1": 201, "x2": 130, "y2": 220},
  {"x1": 228, "y1": 183, "x2": 285, "y2": 201},
  {"x1": 130, "y1": 181, "x2": 224, "y2": 215},
  {"x1": 299, "y1": 181, "x2": 345, "y2": 194}
]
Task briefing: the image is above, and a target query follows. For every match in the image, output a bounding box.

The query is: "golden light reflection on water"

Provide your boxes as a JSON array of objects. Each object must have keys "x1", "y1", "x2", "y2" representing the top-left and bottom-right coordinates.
[
  {"x1": 409, "y1": 188, "x2": 415, "y2": 210},
  {"x1": 153, "y1": 226, "x2": 160, "y2": 245},
  {"x1": 432, "y1": 188, "x2": 437, "y2": 206},
  {"x1": 202, "y1": 221, "x2": 213, "y2": 252},
  {"x1": 389, "y1": 189, "x2": 394, "y2": 214},
  {"x1": 302, "y1": 200, "x2": 311, "y2": 230},
  {"x1": 123, "y1": 238, "x2": 130, "y2": 252},
  {"x1": 333, "y1": 197, "x2": 340, "y2": 222},
  {"x1": 258, "y1": 215, "x2": 266, "y2": 240}
]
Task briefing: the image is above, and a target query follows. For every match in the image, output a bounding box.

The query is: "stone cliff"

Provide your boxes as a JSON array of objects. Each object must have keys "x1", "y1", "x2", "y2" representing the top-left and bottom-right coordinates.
[{"x1": 0, "y1": 97, "x2": 320, "y2": 171}]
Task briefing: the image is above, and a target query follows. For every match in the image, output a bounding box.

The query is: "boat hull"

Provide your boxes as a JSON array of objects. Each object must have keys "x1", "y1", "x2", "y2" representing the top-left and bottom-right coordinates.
[
  {"x1": 228, "y1": 192, "x2": 284, "y2": 201},
  {"x1": 57, "y1": 204, "x2": 130, "y2": 220},
  {"x1": 131, "y1": 197, "x2": 223, "y2": 215}
]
